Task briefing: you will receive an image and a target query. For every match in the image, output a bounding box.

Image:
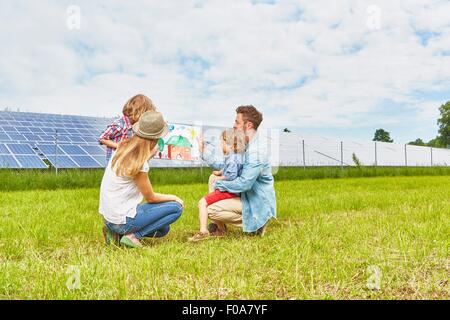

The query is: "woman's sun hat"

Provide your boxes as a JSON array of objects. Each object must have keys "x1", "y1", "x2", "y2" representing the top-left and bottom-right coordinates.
[{"x1": 132, "y1": 110, "x2": 169, "y2": 140}]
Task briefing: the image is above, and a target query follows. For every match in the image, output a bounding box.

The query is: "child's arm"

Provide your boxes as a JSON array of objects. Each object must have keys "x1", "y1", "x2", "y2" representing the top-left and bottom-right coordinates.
[
  {"x1": 198, "y1": 136, "x2": 225, "y2": 171},
  {"x1": 98, "y1": 118, "x2": 122, "y2": 150},
  {"x1": 213, "y1": 170, "x2": 223, "y2": 176}
]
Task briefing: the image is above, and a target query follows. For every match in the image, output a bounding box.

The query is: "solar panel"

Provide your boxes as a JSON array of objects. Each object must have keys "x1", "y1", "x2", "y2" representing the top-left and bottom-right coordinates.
[
  {"x1": 15, "y1": 155, "x2": 48, "y2": 168},
  {"x1": 3, "y1": 126, "x2": 18, "y2": 132},
  {"x1": 81, "y1": 145, "x2": 105, "y2": 155},
  {"x1": 60, "y1": 145, "x2": 87, "y2": 155},
  {"x1": 29, "y1": 127, "x2": 44, "y2": 133},
  {"x1": 0, "y1": 111, "x2": 117, "y2": 169},
  {"x1": 55, "y1": 128, "x2": 69, "y2": 134},
  {"x1": 36, "y1": 144, "x2": 65, "y2": 155},
  {"x1": 7, "y1": 133, "x2": 28, "y2": 141},
  {"x1": 39, "y1": 135, "x2": 55, "y2": 142},
  {"x1": 0, "y1": 144, "x2": 10, "y2": 154},
  {"x1": 45, "y1": 155, "x2": 78, "y2": 168},
  {"x1": 0, "y1": 133, "x2": 11, "y2": 141},
  {"x1": 71, "y1": 155, "x2": 102, "y2": 168},
  {"x1": 67, "y1": 136, "x2": 86, "y2": 143},
  {"x1": 6, "y1": 144, "x2": 35, "y2": 154},
  {"x1": 0, "y1": 155, "x2": 20, "y2": 168},
  {"x1": 23, "y1": 134, "x2": 42, "y2": 141},
  {"x1": 57, "y1": 135, "x2": 71, "y2": 142},
  {"x1": 16, "y1": 127, "x2": 31, "y2": 133},
  {"x1": 82, "y1": 136, "x2": 99, "y2": 143},
  {"x1": 92, "y1": 156, "x2": 107, "y2": 167},
  {"x1": 40, "y1": 127, "x2": 56, "y2": 134}
]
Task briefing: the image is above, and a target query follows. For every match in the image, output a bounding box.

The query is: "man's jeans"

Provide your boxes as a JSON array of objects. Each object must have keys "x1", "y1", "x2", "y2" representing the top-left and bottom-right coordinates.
[{"x1": 105, "y1": 201, "x2": 183, "y2": 239}]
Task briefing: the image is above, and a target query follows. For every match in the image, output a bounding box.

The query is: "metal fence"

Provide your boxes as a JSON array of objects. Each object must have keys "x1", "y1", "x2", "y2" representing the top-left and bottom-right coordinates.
[{"x1": 276, "y1": 132, "x2": 449, "y2": 167}]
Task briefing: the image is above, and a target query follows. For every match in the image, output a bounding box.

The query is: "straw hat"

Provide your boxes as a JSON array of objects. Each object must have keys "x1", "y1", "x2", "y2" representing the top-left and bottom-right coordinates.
[{"x1": 132, "y1": 111, "x2": 169, "y2": 140}]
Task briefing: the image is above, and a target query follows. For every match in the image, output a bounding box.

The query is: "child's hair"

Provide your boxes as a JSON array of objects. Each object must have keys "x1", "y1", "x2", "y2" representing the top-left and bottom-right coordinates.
[
  {"x1": 221, "y1": 129, "x2": 246, "y2": 154},
  {"x1": 112, "y1": 135, "x2": 157, "y2": 177},
  {"x1": 122, "y1": 94, "x2": 156, "y2": 123}
]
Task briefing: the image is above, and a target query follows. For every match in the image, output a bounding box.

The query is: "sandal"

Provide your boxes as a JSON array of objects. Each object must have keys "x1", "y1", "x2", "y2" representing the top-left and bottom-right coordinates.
[{"x1": 188, "y1": 231, "x2": 210, "y2": 242}]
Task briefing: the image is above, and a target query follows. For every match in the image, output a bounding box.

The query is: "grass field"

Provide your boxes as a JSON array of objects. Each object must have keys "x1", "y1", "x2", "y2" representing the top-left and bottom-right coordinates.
[{"x1": 0, "y1": 171, "x2": 449, "y2": 299}]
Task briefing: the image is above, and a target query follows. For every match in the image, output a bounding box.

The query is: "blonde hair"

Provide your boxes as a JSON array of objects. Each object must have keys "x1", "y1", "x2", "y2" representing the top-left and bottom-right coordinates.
[
  {"x1": 112, "y1": 135, "x2": 157, "y2": 177},
  {"x1": 122, "y1": 94, "x2": 156, "y2": 123},
  {"x1": 222, "y1": 129, "x2": 246, "y2": 154}
]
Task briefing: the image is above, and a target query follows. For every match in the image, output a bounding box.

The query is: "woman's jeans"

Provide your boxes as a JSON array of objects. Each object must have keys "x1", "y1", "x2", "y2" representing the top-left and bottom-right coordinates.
[{"x1": 105, "y1": 201, "x2": 183, "y2": 239}]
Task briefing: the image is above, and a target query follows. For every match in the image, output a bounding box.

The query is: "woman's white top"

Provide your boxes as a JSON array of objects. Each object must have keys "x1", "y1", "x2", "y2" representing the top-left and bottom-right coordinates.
[{"x1": 99, "y1": 159, "x2": 149, "y2": 225}]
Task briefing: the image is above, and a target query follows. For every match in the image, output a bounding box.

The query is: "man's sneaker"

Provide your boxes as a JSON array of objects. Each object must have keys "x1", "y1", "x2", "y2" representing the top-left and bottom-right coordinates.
[
  {"x1": 207, "y1": 223, "x2": 227, "y2": 237},
  {"x1": 207, "y1": 223, "x2": 218, "y2": 233}
]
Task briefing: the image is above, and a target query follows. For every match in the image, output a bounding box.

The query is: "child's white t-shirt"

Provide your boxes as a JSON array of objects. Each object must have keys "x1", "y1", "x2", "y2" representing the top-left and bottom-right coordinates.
[{"x1": 99, "y1": 159, "x2": 149, "y2": 225}]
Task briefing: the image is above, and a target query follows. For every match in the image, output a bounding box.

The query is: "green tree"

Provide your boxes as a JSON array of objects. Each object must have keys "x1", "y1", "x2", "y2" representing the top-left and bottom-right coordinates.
[
  {"x1": 427, "y1": 136, "x2": 443, "y2": 148},
  {"x1": 408, "y1": 138, "x2": 426, "y2": 146},
  {"x1": 437, "y1": 101, "x2": 450, "y2": 148},
  {"x1": 372, "y1": 129, "x2": 393, "y2": 143}
]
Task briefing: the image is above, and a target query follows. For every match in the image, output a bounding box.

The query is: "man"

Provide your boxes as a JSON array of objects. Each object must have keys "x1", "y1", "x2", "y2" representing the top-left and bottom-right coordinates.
[{"x1": 200, "y1": 105, "x2": 277, "y2": 236}]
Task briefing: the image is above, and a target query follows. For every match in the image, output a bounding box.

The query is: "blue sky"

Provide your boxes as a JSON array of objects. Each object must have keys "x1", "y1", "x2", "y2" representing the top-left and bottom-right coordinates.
[{"x1": 0, "y1": 0, "x2": 449, "y2": 144}]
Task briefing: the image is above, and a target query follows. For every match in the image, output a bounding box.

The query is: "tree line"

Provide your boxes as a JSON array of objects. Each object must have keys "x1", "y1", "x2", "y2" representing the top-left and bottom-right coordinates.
[{"x1": 373, "y1": 101, "x2": 449, "y2": 148}]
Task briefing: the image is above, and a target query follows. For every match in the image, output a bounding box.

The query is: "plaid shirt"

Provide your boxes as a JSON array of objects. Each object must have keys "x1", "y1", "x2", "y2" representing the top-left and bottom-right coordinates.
[{"x1": 99, "y1": 114, "x2": 133, "y2": 162}]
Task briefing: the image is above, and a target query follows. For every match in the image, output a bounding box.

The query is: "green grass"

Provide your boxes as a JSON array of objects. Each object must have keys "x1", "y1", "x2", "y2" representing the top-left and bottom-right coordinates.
[
  {"x1": 0, "y1": 174, "x2": 449, "y2": 299},
  {"x1": 1, "y1": 165, "x2": 450, "y2": 191}
]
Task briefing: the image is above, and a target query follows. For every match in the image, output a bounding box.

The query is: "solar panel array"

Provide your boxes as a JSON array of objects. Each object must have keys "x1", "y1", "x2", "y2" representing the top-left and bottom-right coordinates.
[{"x1": 0, "y1": 111, "x2": 113, "y2": 168}]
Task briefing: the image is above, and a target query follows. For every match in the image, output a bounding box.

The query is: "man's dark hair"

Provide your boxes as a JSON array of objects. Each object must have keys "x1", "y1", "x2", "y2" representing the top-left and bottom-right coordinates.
[{"x1": 236, "y1": 105, "x2": 263, "y2": 130}]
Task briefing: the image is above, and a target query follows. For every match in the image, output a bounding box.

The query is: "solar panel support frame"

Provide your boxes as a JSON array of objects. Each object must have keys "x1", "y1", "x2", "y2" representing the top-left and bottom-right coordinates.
[{"x1": 55, "y1": 129, "x2": 58, "y2": 175}]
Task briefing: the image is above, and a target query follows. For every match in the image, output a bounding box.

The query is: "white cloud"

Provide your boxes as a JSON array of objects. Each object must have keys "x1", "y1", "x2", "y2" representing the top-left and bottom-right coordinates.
[{"x1": 0, "y1": 0, "x2": 449, "y2": 142}]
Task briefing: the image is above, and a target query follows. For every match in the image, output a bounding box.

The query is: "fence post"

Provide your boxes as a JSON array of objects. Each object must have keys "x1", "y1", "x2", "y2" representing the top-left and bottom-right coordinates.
[
  {"x1": 302, "y1": 139, "x2": 306, "y2": 170},
  {"x1": 54, "y1": 129, "x2": 58, "y2": 175},
  {"x1": 340, "y1": 141, "x2": 343, "y2": 170},
  {"x1": 430, "y1": 147, "x2": 433, "y2": 166},
  {"x1": 404, "y1": 144, "x2": 408, "y2": 167},
  {"x1": 374, "y1": 141, "x2": 377, "y2": 167}
]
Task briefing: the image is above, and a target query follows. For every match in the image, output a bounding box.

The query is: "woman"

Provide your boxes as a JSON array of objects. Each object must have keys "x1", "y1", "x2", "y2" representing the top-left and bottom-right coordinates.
[{"x1": 99, "y1": 110, "x2": 184, "y2": 248}]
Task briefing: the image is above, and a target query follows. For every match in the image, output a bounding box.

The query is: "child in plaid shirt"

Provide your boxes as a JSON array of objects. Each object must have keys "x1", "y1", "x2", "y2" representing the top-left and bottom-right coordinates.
[{"x1": 99, "y1": 94, "x2": 156, "y2": 162}]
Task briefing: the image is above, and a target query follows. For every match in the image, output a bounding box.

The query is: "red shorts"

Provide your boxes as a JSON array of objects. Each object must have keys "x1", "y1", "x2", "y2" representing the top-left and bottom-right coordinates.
[{"x1": 204, "y1": 189, "x2": 239, "y2": 206}]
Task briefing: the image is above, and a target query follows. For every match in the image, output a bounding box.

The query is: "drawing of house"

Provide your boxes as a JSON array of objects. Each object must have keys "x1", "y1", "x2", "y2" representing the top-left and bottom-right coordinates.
[{"x1": 166, "y1": 135, "x2": 193, "y2": 160}]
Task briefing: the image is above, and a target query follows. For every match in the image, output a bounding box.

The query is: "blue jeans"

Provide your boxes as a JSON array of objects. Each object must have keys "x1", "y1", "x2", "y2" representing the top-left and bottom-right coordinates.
[{"x1": 105, "y1": 201, "x2": 183, "y2": 239}]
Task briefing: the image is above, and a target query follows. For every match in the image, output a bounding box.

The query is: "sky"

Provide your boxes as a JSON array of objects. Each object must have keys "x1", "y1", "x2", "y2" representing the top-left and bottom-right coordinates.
[{"x1": 0, "y1": 0, "x2": 449, "y2": 144}]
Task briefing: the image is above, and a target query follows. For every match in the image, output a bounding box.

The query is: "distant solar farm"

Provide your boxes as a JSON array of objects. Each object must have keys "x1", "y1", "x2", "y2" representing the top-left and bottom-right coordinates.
[
  {"x1": 1, "y1": 110, "x2": 449, "y2": 169},
  {"x1": 0, "y1": 111, "x2": 112, "y2": 168}
]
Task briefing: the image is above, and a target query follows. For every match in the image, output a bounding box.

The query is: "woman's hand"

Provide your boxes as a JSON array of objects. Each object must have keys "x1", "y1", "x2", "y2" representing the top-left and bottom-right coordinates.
[{"x1": 171, "y1": 195, "x2": 184, "y2": 208}]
